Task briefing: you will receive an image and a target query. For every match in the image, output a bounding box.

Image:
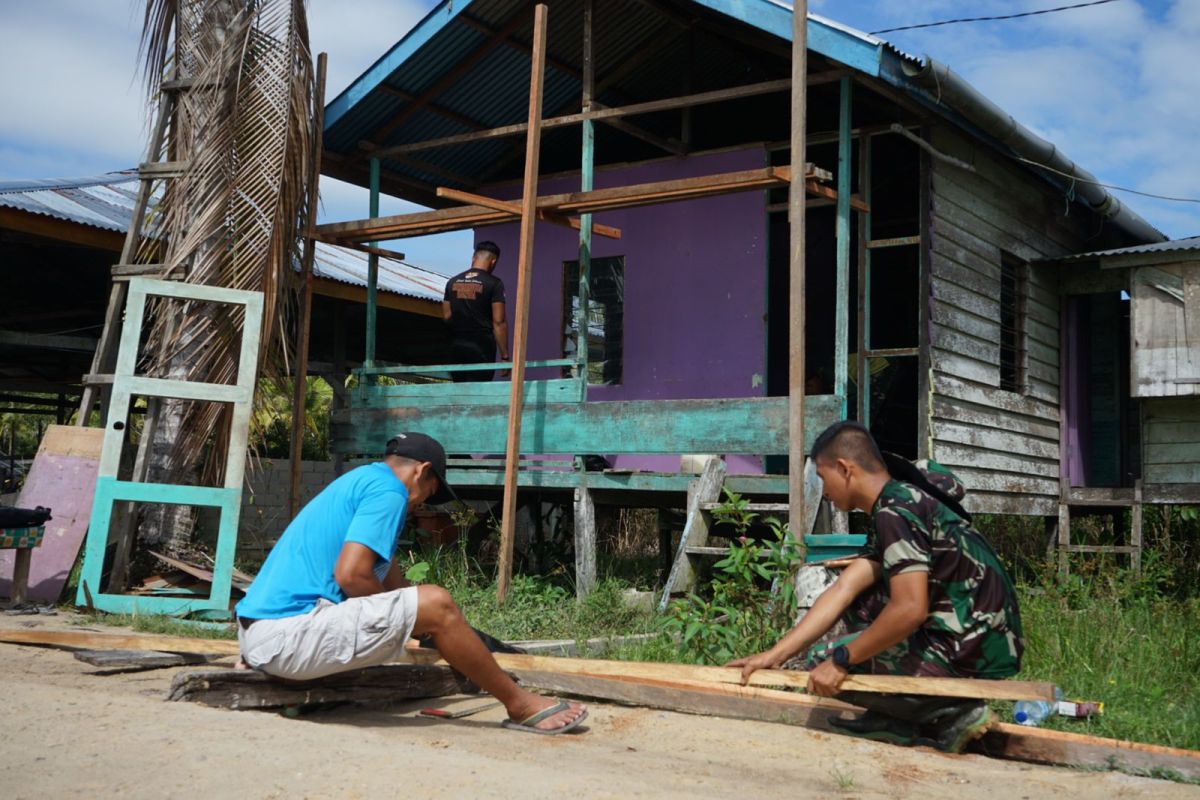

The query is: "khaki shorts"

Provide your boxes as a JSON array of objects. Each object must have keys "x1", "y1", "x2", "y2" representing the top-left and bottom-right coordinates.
[{"x1": 238, "y1": 586, "x2": 419, "y2": 681}]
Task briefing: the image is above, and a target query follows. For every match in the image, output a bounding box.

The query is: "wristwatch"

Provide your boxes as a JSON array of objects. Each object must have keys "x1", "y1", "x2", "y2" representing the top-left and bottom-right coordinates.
[{"x1": 831, "y1": 644, "x2": 852, "y2": 670}]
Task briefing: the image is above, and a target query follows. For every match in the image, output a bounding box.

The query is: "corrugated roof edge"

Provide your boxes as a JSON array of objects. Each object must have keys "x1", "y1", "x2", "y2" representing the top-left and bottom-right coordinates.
[
  {"x1": 1038, "y1": 235, "x2": 1200, "y2": 263},
  {"x1": 0, "y1": 170, "x2": 139, "y2": 194},
  {"x1": 0, "y1": 170, "x2": 445, "y2": 302}
]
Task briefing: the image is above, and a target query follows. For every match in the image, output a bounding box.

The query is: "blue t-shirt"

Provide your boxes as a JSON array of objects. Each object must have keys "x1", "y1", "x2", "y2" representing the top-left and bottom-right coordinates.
[{"x1": 236, "y1": 462, "x2": 409, "y2": 619}]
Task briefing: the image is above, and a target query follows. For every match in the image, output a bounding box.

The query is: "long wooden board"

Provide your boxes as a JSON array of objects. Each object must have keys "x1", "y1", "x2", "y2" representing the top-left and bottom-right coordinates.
[
  {"x1": 982, "y1": 723, "x2": 1200, "y2": 781},
  {"x1": 0, "y1": 628, "x2": 1054, "y2": 701},
  {"x1": 0, "y1": 628, "x2": 241, "y2": 656},
  {"x1": 487, "y1": 653, "x2": 1056, "y2": 701}
]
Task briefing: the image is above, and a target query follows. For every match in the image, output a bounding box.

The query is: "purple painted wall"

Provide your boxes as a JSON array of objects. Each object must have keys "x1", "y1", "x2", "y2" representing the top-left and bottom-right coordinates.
[{"x1": 480, "y1": 148, "x2": 768, "y2": 472}]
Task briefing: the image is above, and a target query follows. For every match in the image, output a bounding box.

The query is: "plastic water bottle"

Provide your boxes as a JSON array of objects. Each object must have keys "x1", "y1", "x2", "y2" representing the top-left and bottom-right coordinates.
[{"x1": 1014, "y1": 687, "x2": 1064, "y2": 726}]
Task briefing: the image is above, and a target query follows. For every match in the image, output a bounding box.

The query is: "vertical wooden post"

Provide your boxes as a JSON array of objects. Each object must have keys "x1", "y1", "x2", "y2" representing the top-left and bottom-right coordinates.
[
  {"x1": 1131, "y1": 479, "x2": 1143, "y2": 574},
  {"x1": 787, "y1": 2, "x2": 809, "y2": 541},
  {"x1": 289, "y1": 53, "x2": 328, "y2": 519},
  {"x1": 833, "y1": 76, "x2": 852, "y2": 420},
  {"x1": 576, "y1": 0, "x2": 595, "y2": 390},
  {"x1": 573, "y1": 0, "x2": 597, "y2": 600},
  {"x1": 497, "y1": 3, "x2": 550, "y2": 603},
  {"x1": 856, "y1": 134, "x2": 872, "y2": 425},
  {"x1": 365, "y1": 157, "x2": 381, "y2": 369},
  {"x1": 331, "y1": 300, "x2": 348, "y2": 478}
]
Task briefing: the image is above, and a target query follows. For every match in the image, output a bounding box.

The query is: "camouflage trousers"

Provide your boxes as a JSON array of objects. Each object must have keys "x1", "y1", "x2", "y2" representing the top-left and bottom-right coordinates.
[{"x1": 784, "y1": 585, "x2": 954, "y2": 678}]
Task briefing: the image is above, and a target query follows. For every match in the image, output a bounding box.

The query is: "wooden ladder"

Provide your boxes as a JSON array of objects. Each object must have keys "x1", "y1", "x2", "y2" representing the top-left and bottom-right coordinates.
[
  {"x1": 657, "y1": 458, "x2": 825, "y2": 612},
  {"x1": 77, "y1": 71, "x2": 204, "y2": 425},
  {"x1": 74, "y1": 71, "x2": 206, "y2": 591}
]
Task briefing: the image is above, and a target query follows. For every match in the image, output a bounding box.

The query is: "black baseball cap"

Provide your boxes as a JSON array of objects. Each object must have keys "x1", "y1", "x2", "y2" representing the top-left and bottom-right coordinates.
[{"x1": 384, "y1": 432, "x2": 457, "y2": 505}]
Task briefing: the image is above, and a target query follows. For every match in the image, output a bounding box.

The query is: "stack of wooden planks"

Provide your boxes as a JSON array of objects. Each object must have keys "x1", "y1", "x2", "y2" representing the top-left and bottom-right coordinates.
[{"x1": 2, "y1": 626, "x2": 1198, "y2": 780}]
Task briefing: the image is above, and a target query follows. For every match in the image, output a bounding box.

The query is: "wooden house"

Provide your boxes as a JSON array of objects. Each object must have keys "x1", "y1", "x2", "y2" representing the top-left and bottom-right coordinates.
[{"x1": 314, "y1": 0, "x2": 1185, "y2": 589}]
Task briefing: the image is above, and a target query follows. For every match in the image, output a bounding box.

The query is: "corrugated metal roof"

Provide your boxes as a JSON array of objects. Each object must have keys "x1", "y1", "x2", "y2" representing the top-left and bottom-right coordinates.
[
  {"x1": 312, "y1": 244, "x2": 445, "y2": 301},
  {"x1": 0, "y1": 171, "x2": 444, "y2": 303},
  {"x1": 0, "y1": 170, "x2": 140, "y2": 232},
  {"x1": 1044, "y1": 235, "x2": 1200, "y2": 262}
]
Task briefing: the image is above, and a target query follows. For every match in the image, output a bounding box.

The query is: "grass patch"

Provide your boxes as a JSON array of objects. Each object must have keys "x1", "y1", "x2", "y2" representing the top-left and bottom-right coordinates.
[{"x1": 75, "y1": 611, "x2": 236, "y2": 640}]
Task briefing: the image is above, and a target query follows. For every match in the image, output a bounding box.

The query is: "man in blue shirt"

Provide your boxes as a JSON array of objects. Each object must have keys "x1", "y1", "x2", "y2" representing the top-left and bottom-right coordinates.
[{"x1": 236, "y1": 432, "x2": 587, "y2": 735}]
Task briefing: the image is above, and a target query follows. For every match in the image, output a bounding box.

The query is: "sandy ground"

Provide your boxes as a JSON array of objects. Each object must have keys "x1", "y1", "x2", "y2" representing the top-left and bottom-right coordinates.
[{"x1": 1, "y1": 616, "x2": 1196, "y2": 800}]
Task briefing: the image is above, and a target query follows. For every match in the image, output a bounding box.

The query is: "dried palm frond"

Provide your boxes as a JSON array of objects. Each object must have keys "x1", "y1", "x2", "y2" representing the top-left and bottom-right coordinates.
[{"x1": 132, "y1": 0, "x2": 315, "y2": 492}]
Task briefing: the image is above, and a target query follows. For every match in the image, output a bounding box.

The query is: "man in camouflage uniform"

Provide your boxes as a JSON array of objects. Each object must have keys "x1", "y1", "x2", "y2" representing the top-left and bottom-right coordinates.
[{"x1": 728, "y1": 421, "x2": 1023, "y2": 752}]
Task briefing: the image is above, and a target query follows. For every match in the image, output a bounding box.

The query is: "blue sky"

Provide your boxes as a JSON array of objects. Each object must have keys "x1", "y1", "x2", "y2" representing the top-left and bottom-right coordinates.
[{"x1": 2, "y1": 0, "x2": 1197, "y2": 275}]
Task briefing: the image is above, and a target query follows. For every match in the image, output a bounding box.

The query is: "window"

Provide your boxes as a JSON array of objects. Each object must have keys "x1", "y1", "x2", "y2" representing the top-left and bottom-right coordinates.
[
  {"x1": 562, "y1": 256, "x2": 624, "y2": 385},
  {"x1": 999, "y1": 251, "x2": 1028, "y2": 393}
]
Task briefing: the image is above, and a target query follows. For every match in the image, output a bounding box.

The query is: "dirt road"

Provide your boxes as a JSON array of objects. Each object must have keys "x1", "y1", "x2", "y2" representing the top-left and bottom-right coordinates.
[{"x1": 1, "y1": 617, "x2": 1195, "y2": 799}]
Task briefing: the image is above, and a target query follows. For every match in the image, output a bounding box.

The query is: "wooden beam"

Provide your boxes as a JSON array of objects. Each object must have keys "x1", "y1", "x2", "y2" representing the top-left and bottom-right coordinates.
[
  {"x1": 436, "y1": 186, "x2": 621, "y2": 240},
  {"x1": 372, "y1": 79, "x2": 792, "y2": 159},
  {"x1": 0, "y1": 206, "x2": 124, "y2": 252},
  {"x1": 290, "y1": 53, "x2": 327, "y2": 520},
  {"x1": 0, "y1": 330, "x2": 97, "y2": 352},
  {"x1": 310, "y1": 277, "x2": 441, "y2": 318},
  {"x1": 981, "y1": 723, "x2": 1200, "y2": 780},
  {"x1": 168, "y1": 665, "x2": 476, "y2": 709},
  {"x1": 516, "y1": 669, "x2": 856, "y2": 729},
  {"x1": 788, "y1": 1, "x2": 808, "y2": 548},
  {"x1": 497, "y1": 3, "x2": 549, "y2": 603},
  {"x1": 0, "y1": 627, "x2": 241, "y2": 656},
  {"x1": 317, "y1": 165, "x2": 832, "y2": 242}
]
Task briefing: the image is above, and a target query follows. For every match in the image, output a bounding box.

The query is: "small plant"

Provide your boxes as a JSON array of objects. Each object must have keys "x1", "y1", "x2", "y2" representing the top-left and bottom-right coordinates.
[
  {"x1": 661, "y1": 489, "x2": 802, "y2": 664},
  {"x1": 827, "y1": 763, "x2": 856, "y2": 791}
]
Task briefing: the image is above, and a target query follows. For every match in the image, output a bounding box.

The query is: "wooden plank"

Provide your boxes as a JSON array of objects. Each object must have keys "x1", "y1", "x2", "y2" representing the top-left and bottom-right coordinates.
[
  {"x1": 980, "y1": 722, "x2": 1200, "y2": 780},
  {"x1": 436, "y1": 186, "x2": 621, "y2": 240},
  {"x1": 168, "y1": 664, "x2": 475, "y2": 709},
  {"x1": 931, "y1": 396, "x2": 1059, "y2": 443},
  {"x1": 929, "y1": 442, "x2": 1058, "y2": 479},
  {"x1": 0, "y1": 426, "x2": 104, "y2": 602},
  {"x1": 497, "y1": 3, "x2": 549, "y2": 604},
  {"x1": 515, "y1": 669, "x2": 856, "y2": 729},
  {"x1": 73, "y1": 649, "x2": 217, "y2": 670},
  {"x1": 1145, "y1": 463, "x2": 1200, "y2": 484},
  {"x1": 315, "y1": 165, "x2": 829, "y2": 241},
  {"x1": 0, "y1": 628, "x2": 241, "y2": 656},
  {"x1": 931, "y1": 419, "x2": 1058, "y2": 461},
  {"x1": 935, "y1": 465, "x2": 1060, "y2": 498},
  {"x1": 333, "y1": 395, "x2": 843, "y2": 457},
  {"x1": 487, "y1": 652, "x2": 1057, "y2": 701}
]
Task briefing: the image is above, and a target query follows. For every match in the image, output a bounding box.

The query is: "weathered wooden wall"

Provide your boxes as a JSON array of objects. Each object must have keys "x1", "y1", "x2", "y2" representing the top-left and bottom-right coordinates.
[
  {"x1": 1130, "y1": 263, "x2": 1200, "y2": 398},
  {"x1": 1143, "y1": 398, "x2": 1200, "y2": 484},
  {"x1": 924, "y1": 126, "x2": 1125, "y2": 516}
]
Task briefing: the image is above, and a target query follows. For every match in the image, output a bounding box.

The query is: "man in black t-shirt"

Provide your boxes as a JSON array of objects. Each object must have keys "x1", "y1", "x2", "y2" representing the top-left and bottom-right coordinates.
[{"x1": 442, "y1": 241, "x2": 510, "y2": 382}]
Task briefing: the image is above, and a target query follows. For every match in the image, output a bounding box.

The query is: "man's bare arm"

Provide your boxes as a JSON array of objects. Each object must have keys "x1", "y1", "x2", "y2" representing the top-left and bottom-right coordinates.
[
  {"x1": 726, "y1": 558, "x2": 881, "y2": 682},
  {"x1": 492, "y1": 301, "x2": 510, "y2": 360},
  {"x1": 807, "y1": 570, "x2": 928, "y2": 696},
  {"x1": 441, "y1": 300, "x2": 452, "y2": 323},
  {"x1": 333, "y1": 542, "x2": 387, "y2": 597}
]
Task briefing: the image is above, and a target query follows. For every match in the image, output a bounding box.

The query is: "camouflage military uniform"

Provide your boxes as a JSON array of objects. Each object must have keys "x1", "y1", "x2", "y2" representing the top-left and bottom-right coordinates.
[{"x1": 803, "y1": 467, "x2": 1024, "y2": 679}]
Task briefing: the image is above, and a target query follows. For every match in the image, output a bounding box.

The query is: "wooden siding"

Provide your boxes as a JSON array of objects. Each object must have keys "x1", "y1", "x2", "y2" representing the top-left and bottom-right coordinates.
[
  {"x1": 1130, "y1": 263, "x2": 1200, "y2": 398},
  {"x1": 1143, "y1": 398, "x2": 1200, "y2": 484},
  {"x1": 924, "y1": 127, "x2": 1121, "y2": 515}
]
